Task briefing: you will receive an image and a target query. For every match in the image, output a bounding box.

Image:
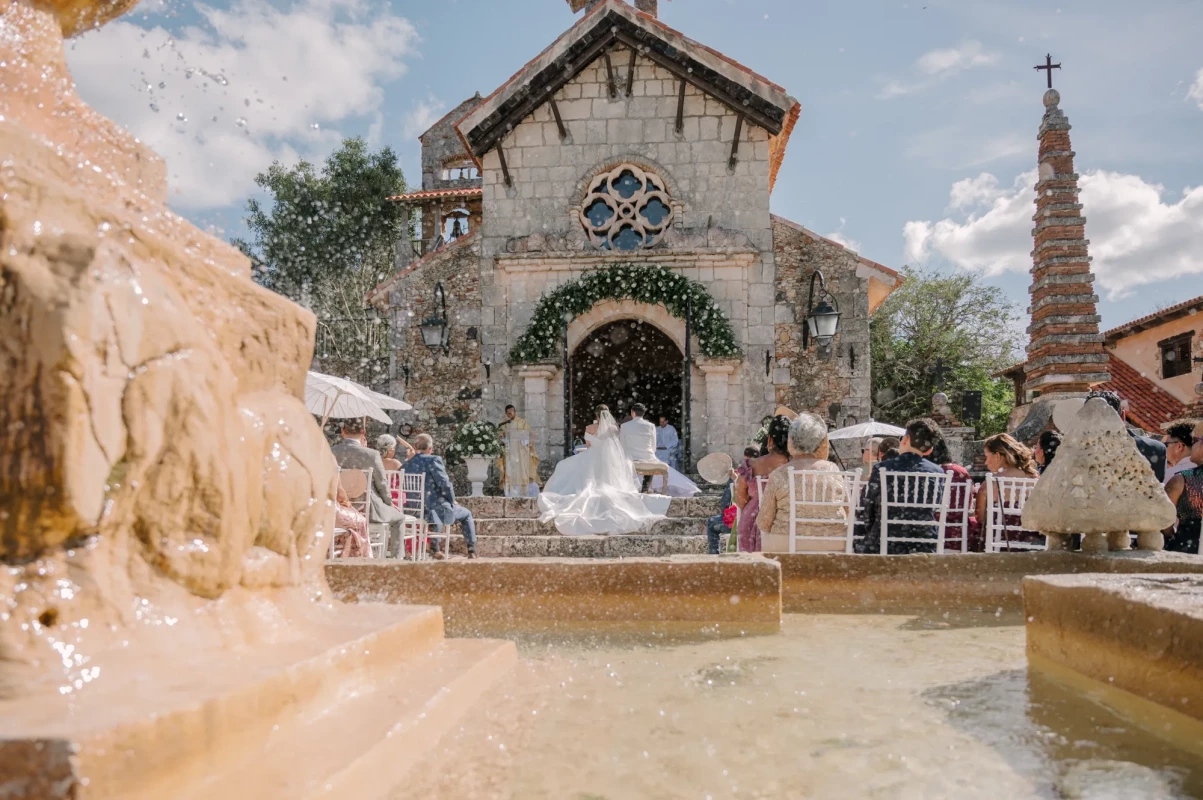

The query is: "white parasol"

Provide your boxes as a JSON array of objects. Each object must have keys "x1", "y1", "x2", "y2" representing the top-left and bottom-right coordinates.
[
  {"x1": 826, "y1": 420, "x2": 906, "y2": 441},
  {"x1": 304, "y1": 371, "x2": 410, "y2": 427}
]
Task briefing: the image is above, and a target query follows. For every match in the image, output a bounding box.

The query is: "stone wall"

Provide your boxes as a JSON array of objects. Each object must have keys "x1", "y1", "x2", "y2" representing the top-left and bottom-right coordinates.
[
  {"x1": 388, "y1": 236, "x2": 485, "y2": 451},
  {"x1": 471, "y1": 43, "x2": 777, "y2": 463},
  {"x1": 419, "y1": 94, "x2": 483, "y2": 192},
  {"x1": 771, "y1": 217, "x2": 872, "y2": 426}
]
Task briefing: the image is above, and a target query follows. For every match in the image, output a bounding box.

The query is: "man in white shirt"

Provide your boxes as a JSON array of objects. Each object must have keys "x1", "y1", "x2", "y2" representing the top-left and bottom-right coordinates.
[
  {"x1": 620, "y1": 403, "x2": 659, "y2": 491},
  {"x1": 1163, "y1": 422, "x2": 1198, "y2": 485},
  {"x1": 655, "y1": 414, "x2": 680, "y2": 470}
]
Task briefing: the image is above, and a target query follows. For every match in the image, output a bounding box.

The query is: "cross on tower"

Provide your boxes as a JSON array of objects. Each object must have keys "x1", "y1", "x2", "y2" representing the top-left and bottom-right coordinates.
[
  {"x1": 1034, "y1": 53, "x2": 1062, "y2": 89},
  {"x1": 928, "y1": 358, "x2": 950, "y2": 390}
]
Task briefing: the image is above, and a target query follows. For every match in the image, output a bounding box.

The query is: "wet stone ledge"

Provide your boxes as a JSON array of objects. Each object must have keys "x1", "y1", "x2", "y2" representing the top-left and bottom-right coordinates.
[
  {"x1": 326, "y1": 554, "x2": 782, "y2": 636},
  {"x1": 1025, "y1": 573, "x2": 1203, "y2": 727}
]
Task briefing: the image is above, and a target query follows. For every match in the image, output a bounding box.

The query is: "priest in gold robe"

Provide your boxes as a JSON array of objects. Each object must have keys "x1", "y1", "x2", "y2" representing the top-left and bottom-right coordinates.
[{"x1": 497, "y1": 405, "x2": 540, "y2": 497}]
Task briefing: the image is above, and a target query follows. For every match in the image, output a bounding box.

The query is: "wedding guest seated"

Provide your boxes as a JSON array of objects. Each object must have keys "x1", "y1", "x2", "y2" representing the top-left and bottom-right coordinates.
[
  {"x1": 975, "y1": 433, "x2": 1041, "y2": 550},
  {"x1": 860, "y1": 437, "x2": 883, "y2": 481},
  {"x1": 859, "y1": 418, "x2": 944, "y2": 554},
  {"x1": 706, "y1": 448, "x2": 760, "y2": 553},
  {"x1": 930, "y1": 436, "x2": 977, "y2": 551},
  {"x1": 878, "y1": 436, "x2": 901, "y2": 463},
  {"x1": 333, "y1": 483, "x2": 372, "y2": 558},
  {"x1": 331, "y1": 417, "x2": 407, "y2": 557},
  {"x1": 705, "y1": 470, "x2": 738, "y2": 555},
  {"x1": 1164, "y1": 421, "x2": 1203, "y2": 554},
  {"x1": 1034, "y1": 430, "x2": 1061, "y2": 474},
  {"x1": 1163, "y1": 422, "x2": 1198, "y2": 485},
  {"x1": 404, "y1": 434, "x2": 478, "y2": 559},
  {"x1": 376, "y1": 433, "x2": 404, "y2": 472},
  {"x1": 734, "y1": 417, "x2": 791, "y2": 552},
  {"x1": 758, "y1": 413, "x2": 846, "y2": 553}
]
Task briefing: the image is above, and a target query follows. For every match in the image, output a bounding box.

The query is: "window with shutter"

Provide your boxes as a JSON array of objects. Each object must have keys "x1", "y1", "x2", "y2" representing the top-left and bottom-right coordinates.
[{"x1": 1160, "y1": 333, "x2": 1195, "y2": 378}]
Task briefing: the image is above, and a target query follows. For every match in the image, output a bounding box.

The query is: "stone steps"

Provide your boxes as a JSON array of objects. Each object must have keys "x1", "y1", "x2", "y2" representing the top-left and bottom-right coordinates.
[
  {"x1": 436, "y1": 496, "x2": 724, "y2": 558},
  {"x1": 458, "y1": 495, "x2": 722, "y2": 520},
  {"x1": 8, "y1": 603, "x2": 517, "y2": 799},
  {"x1": 449, "y1": 534, "x2": 714, "y2": 558}
]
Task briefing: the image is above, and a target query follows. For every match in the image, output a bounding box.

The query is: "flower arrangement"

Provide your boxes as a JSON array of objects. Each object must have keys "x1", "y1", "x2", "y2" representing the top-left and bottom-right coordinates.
[
  {"x1": 508, "y1": 264, "x2": 741, "y2": 365},
  {"x1": 445, "y1": 420, "x2": 502, "y2": 466}
]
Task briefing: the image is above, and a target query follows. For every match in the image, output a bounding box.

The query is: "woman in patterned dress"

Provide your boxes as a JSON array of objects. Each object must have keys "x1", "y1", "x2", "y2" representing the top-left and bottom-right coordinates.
[{"x1": 1165, "y1": 421, "x2": 1203, "y2": 555}]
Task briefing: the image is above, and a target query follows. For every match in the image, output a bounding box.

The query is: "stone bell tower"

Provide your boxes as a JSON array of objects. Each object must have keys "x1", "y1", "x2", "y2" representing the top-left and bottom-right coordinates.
[{"x1": 1022, "y1": 86, "x2": 1110, "y2": 400}]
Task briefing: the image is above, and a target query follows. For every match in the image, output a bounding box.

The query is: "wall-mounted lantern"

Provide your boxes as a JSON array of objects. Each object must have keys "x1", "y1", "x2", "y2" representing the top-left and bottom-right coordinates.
[
  {"x1": 419, "y1": 282, "x2": 450, "y2": 355},
  {"x1": 802, "y1": 270, "x2": 841, "y2": 350}
]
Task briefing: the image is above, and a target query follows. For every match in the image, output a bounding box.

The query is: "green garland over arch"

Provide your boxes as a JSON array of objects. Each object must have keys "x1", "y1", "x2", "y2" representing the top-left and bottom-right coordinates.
[{"x1": 508, "y1": 264, "x2": 741, "y2": 365}]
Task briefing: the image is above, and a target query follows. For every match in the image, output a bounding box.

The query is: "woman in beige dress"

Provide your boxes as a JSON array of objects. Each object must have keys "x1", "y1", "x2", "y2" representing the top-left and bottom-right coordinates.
[{"x1": 758, "y1": 413, "x2": 848, "y2": 553}]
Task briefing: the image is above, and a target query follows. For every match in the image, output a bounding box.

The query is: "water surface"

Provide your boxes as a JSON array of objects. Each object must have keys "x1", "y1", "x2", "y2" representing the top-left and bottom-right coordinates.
[{"x1": 397, "y1": 612, "x2": 1203, "y2": 799}]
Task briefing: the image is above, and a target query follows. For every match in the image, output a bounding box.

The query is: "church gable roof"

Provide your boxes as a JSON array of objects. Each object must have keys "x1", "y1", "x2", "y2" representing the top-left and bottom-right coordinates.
[{"x1": 455, "y1": 0, "x2": 799, "y2": 185}]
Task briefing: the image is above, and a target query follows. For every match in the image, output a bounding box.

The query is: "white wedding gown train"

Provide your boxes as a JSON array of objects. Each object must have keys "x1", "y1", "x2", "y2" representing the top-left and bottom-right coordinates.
[{"x1": 537, "y1": 411, "x2": 671, "y2": 535}]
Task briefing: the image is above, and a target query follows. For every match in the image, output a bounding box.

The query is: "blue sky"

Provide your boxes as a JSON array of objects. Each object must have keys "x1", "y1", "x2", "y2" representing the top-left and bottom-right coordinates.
[{"x1": 67, "y1": 0, "x2": 1203, "y2": 329}]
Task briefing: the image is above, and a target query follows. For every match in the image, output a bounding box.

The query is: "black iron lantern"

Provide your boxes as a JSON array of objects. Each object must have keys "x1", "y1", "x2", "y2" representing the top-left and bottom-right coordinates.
[
  {"x1": 420, "y1": 282, "x2": 450, "y2": 354},
  {"x1": 802, "y1": 270, "x2": 841, "y2": 349}
]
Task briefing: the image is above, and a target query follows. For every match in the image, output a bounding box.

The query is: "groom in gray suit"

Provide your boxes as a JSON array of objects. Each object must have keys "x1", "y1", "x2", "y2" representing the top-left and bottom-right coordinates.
[
  {"x1": 620, "y1": 403, "x2": 659, "y2": 492},
  {"x1": 330, "y1": 417, "x2": 406, "y2": 557}
]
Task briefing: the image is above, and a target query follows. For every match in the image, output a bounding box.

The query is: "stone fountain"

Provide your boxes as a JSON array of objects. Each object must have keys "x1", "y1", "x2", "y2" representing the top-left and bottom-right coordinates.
[
  {"x1": 1022, "y1": 397, "x2": 1176, "y2": 553},
  {"x1": 0, "y1": 2, "x2": 514, "y2": 796}
]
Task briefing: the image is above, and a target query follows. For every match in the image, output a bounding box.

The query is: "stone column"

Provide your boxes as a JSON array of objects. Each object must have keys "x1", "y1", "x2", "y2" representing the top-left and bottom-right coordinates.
[
  {"x1": 698, "y1": 360, "x2": 737, "y2": 456},
  {"x1": 518, "y1": 365, "x2": 558, "y2": 463}
]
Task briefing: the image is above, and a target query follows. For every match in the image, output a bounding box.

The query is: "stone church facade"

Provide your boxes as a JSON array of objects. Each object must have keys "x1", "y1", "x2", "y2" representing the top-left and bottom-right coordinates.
[{"x1": 369, "y1": 0, "x2": 902, "y2": 471}]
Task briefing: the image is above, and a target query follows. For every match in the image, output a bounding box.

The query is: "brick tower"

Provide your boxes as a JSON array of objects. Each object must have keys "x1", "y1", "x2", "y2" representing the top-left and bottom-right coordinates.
[{"x1": 1022, "y1": 88, "x2": 1109, "y2": 400}]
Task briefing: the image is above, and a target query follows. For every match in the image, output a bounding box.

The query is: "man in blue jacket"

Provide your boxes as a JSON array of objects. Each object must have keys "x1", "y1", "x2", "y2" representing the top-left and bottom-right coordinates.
[
  {"x1": 859, "y1": 417, "x2": 946, "y2": 554},
  {"x1": 403, "y1": 434, "x2": 478, "y2": 559}
]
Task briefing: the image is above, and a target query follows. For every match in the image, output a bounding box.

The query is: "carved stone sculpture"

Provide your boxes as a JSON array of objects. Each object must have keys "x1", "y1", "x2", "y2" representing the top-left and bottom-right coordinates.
[
  {"x1": 1022, "y1": 397, "x2": 1175, "y2": 552},
  {"x1": 1, "y1": 0, "x2": 336, "y2": 699}
]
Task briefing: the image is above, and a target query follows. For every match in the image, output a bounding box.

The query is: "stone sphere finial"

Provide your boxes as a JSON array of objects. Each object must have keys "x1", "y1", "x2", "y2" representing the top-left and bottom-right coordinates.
[
  {"x1": 34, "y1": 0, "x2": 140, "y2": 37},
  {"x1": 1043, "y1": 88, "x2": 1061, "y2": 108},
  {"x1": 932, "y1": 391, "x2": 949, "y2": 406}
]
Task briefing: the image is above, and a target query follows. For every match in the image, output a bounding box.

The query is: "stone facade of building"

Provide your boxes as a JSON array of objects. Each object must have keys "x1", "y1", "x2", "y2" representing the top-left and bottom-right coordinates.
[{"x1": 369, "y1": 0, "x2": 902, "y2": 470}]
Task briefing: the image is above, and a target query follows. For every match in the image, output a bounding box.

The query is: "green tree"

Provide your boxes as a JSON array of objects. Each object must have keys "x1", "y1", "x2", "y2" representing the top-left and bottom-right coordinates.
[
  {"x1": 870, "y1": 265, "x2": 1022, "y2": 436},
  {"x1": 233, "y1": 138, "x2": 408, "y2": 388}
]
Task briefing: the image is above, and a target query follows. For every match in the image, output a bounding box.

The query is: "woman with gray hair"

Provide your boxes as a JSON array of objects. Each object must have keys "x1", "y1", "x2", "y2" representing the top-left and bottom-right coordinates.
[
  {"x1": 756, "y1": 413, "x2": 848, "y2": 552},
  {"x1": 375, "y1": 433, "x2": 415, "y2": 471}
]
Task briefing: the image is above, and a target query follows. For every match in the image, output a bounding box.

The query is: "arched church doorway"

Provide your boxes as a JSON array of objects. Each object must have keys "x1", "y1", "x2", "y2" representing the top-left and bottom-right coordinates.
[{"x1": 569, "y1": 319, "x2": 683, "y2": 445}]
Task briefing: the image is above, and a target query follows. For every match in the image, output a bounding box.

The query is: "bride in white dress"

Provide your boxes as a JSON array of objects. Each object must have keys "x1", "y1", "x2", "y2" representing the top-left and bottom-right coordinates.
[{"x1": 537, "y1": 405, "x2": 672, "y2": 535}]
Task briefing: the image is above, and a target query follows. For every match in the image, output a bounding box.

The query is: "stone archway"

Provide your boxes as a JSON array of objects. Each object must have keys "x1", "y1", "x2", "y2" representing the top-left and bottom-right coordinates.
[
  {"x1": 569, "y1": 317, "x2": 683, "y2": 443},
  {"x1": 566, "y1": 299, "x2": 692, "y2": 354}
]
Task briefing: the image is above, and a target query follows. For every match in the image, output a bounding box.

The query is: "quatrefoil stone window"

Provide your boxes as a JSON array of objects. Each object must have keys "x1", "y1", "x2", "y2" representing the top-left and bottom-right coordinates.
[{"x1": 579, "y1": 165, "x2": 673, "y2": 251}]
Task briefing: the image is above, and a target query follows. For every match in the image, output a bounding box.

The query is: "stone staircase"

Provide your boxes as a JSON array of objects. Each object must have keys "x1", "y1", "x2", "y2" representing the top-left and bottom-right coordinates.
[{"x1": 450, "y1": 496, "x2": 723, "y2": 557}]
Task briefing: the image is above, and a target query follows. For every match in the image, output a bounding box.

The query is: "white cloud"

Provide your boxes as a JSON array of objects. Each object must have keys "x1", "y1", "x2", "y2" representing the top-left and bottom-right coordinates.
[
  {"x1": 878, "y1": 40, "x2": 998, "y2": 99},
  {"x1": 66, "y1": 0, "x2": 418, "y2": 210},
  {"x1": 823, "y1": 217, "x2": 863, "y2": 253},
  {"x1": 905, "y1": 170, "x2": 1203, "y2": 298},
  {"x1": 402, "y1": 95, "x2": 447, "y2": 140},
  {"x1": 1188, "y1": 67, "x2": 1203, "y2": 110},
  {"x1": 915, "y1": 40, "x2": 997, "y2": 76}
]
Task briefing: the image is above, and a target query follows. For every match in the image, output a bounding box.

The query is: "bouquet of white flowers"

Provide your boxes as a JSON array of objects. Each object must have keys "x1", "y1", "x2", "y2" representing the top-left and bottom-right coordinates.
[{"x1": 445, "y1": 420, "x2": 502, "y2": 466}]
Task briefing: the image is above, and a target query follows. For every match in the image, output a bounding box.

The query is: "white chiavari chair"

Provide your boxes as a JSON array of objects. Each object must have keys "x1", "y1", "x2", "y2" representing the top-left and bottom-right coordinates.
[
  {"x1": 786, "y1": 469, "x2": 861, "y2": 554},
  {"x1": 337, "y1": 468, "x2": 383, "y2": 558},
  {"x1": 984, "y1": 475, "x2": 1045, "y2": 552},
  {"x1": 878, "y1": 470, "x2": 952, "y2": 555}
]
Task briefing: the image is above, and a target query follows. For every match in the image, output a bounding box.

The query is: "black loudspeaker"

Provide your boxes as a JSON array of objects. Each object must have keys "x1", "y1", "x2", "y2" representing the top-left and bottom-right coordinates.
[{"x1": 961, "y1": 390, "x2": 983, "y2": 423}]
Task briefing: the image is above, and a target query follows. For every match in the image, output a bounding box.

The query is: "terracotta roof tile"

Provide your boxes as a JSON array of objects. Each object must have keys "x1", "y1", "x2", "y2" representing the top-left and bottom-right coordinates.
[
  {"x1": 1094, "y1": 353, "x2": 1187, "y2": 433},
  {"x1": 386, "y1": 187, "x2": 483, "y2": 203},
  {"x1": 1104, "y1": 293, "x2": 1203, "y2": 342}
]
